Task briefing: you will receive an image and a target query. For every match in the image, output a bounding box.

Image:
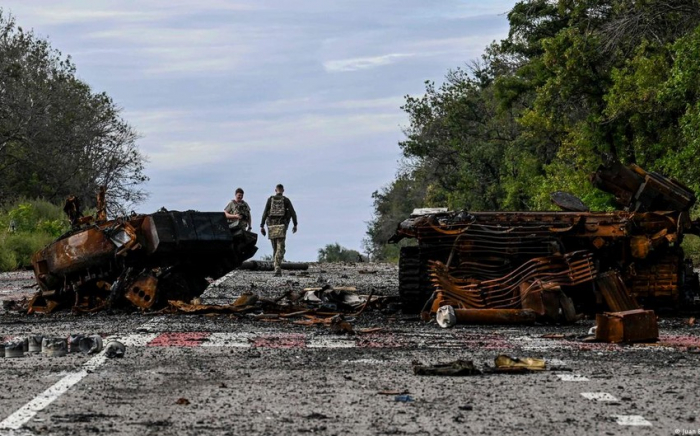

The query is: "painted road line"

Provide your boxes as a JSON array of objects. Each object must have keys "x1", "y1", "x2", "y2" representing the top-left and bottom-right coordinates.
[
  {"x1": 135, "y1": 316, "x2": 167, "y2": 333},
  {"x1": 613, "y1": 415, "x2": 652, "y2": 426},
  {"x1": 307, "y1": 336, "x2": 356, "y2": 348},
  {"x1": 148, "y1": 332, "x2": 210, "y2": 347},
  {"x1": 201, "y1": 332, "x2": 254, "y2": 347},
  {"x1": 0, "y1": 334, "x2": 139, "y2": 431},
  {"x1": 548, "y1": 359, "x2": 567, "y2": 367},
  {"x1": 556, "y1": 374, "x2": 590, "y2": 381},
  {"x1": 581, "y1": 392, "x2": 619, "y2": 402}
]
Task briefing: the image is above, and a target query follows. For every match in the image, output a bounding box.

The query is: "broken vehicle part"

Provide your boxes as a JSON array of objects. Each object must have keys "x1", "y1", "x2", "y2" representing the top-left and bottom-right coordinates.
[
  {"x1": 105, "y1": 341, "x2": 125, "y2": 358},
  {"x1": 43, "y1": 338, "x2": 68, "y2": 357},
  {"x1": 4, "y1": 341, "x2": 24, "y2": 358},
  {"x1": 596, "y1": 309, "x2": 659, "y2": 343},
  {"x1": 413, "y1": 360, "x2": 481, "y2": 376},
  {"x1": 494, "y1": 355, "x2": 546, "y2": 372}
]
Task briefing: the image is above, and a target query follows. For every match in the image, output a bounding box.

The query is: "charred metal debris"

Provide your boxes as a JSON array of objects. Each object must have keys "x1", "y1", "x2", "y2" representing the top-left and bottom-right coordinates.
[
  {"x1": 28, "y1": 189, "x2": 258, "y2": 313},
  {"x1": 391, "y1": 156, "x2": 700, "y2": 338}
]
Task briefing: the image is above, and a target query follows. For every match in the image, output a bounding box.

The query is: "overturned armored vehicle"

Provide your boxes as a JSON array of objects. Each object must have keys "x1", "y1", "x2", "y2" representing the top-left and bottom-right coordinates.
[
  {"x1": 30, "y1": 199, "x2": 258, "y2": 313},
  {"x1": 391, "y1": 157, "x2": 700, "y2": 320}
]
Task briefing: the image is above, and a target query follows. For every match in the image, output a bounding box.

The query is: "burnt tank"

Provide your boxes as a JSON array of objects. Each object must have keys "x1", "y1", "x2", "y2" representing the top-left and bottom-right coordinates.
[
  {"x1": 30, "y1": 204, "x2": 258, "y2": 313},
  {"x1": 390, "y1": 156, "x2": 700, "y2": 317}
]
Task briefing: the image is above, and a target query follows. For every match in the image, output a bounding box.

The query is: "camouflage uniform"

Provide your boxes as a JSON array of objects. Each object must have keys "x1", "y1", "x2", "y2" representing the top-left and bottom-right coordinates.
[
  {"x1": 260, "y1": 194, "x2": 297, "y2": 273},
  {"x1": 224, "y1": 199, "x2": 251, "y2": 230}
]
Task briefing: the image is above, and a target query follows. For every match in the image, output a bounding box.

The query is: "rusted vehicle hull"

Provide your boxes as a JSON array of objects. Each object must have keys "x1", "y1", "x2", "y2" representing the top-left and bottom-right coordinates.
[
  {"x1": 391, "y1": 159, "x2": 700, "y2": 319},
  {"x1": 31, "y1": 210, "x2": 258, "y2": 313}
]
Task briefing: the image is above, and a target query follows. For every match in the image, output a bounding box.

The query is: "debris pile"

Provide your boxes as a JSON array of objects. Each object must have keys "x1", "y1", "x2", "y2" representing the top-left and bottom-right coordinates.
[{"x1": 0, "y1": 334, "x2": 123, "y2": 358}]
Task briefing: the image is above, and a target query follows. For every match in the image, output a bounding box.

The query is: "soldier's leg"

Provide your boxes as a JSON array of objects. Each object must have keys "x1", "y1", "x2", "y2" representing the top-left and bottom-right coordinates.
[{"x1": 274, "y1": 238, "x2": 286, "y2": 274}]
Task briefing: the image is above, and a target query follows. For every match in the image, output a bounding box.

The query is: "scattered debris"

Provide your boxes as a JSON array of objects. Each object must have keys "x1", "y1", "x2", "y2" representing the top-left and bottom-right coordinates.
[
  {"x1": 4, "y1": 341, "x2": 24, "y2": 358},
  {"x1": 175, "y1": 398, "x2": 190, "y2": 405},
  {"x1": 104, "y1": 341, "x2": 126, "y2": 358},
  {"x1": 27, "y1": 335, "x2": 43, "y2": 353},
  {"x1": 79, "y1": 335, "x2": 104, "y2": 354},
  {"x1": 413, "y1": 359, "x2": 481, "y2": 376},
  {"x1": 378, "y1": 390, "x2": 410, "y2": 396},
  {"x1": 596, "y1": 309, "x2": 659, "y2": 343},
  {"x1": 43, "y1": 338, "x2": 68, "y2": 357},
  {"x1": 493, "y1": 355, "x2": 545, "y2": 372},
  {"x1": 394, "y1": 395, "x2": 414, "y2": 403}
]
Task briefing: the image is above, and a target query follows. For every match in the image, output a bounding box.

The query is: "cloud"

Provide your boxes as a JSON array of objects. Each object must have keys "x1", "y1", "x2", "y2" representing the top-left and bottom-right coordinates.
[{"x1": 323, "y1": 53, "x2": 415, "y2": 72}]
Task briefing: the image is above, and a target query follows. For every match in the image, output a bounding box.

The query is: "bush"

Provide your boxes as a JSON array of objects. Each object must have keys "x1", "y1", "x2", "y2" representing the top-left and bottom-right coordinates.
[
  {"x1": 318, "y1": 243, "x2": 365, "y2": 263},
  {"x1": 1, "y1": 232, "x2": 55, "y2": 269},
  {"x1": 0, "y1": 199, "x2": 69, "y2": 271},
  {"x1": 0, "y1": 244, "x2": 18, "y2": 271}
]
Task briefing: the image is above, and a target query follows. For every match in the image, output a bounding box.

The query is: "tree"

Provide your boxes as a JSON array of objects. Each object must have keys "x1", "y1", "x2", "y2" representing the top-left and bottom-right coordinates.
[
  {"x1": 367, "y1": 0, "x2": 700, "y2": 257},
  {"x1": 318, "y1": 243, "x2": 364, "y2": 263},
  {"x1": 0, "y1": 11, "x2": 148, "y2": 215}
]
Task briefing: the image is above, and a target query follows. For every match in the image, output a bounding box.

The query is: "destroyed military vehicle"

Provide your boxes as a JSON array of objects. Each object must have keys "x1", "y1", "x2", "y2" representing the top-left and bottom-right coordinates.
[
  {"x1": 29, "y1": 195, "x2": 258, "y2": 313},
  {"x1": 391, "y1": 156, "x2": 700, "y2": 321}
]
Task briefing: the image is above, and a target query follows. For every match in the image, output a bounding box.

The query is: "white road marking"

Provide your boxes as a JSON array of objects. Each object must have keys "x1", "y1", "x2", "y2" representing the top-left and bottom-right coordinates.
[
  {"x1": 118, "y1": 333, "x2": 159, "y2": 347},
  {"x1": 548, "y1": 358, "x2": 567, "y2": 367},
  {"x1": 208, "y1": 270, "x2": 238, "y2": 288},
  {"x1": 136, "y1": 317, "x2": 167, "y2": 333},
  {"x1": 581, "y1": 392, "x2": 619, "y2": 402},
  {"x1": 556, "y1": 374, "x2": 589, "y2": 381},
  {"x1": 613, "y1": 415, "x2": 652, "y2": 426},
  {"x1": 0, "y1": 334, "x2": 139, "y2": 430},
  {"x1": 307, "y1": 337, "x2": 356, "y2": 348},
  {"x1": 201, "y1": 332, "x2": 253, "y2": 348}
]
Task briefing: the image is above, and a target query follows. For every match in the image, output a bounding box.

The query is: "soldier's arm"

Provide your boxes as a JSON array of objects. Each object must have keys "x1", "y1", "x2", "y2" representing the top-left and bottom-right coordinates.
[
  {"x1": 286, "y1": 198, "x2": 298, "y2": 227},
  {"x1": 260, "y1": 197, "x2": 271, "y2": 228},
  {"x1": 224, "y1": 203, "x2": 238, "y2": 220},
  {"x1": 245, "y1": 202, "x2": 253, "y2": 228}
]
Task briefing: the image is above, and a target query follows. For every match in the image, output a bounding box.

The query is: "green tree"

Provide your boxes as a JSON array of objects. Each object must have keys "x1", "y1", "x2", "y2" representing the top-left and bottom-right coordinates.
[
  {"x1": 318, "y1": 243, "x2": 364, "y2": 263},
  {"x1": 0, "y1": 11, "x2": 148, "y2": 215}
]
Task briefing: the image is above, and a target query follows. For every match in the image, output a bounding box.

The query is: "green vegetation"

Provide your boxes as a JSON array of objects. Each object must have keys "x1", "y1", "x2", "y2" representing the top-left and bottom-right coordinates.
[
  {"x1": 0, "y1": 10, "x2": 148, "y2": 216},
  {"x1": 318, "y1": 243, "x2": 365, "y2": 263},
  {"x1": 367, "y1": 0, "x2": 700, "y2": 260},
  {"x1": 0, "y1": 200, "x2": 70, "y2": 271}
]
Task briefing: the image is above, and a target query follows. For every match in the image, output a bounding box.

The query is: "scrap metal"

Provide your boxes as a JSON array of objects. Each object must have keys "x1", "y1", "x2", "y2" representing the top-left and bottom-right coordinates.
[
  {"x1": 391, "y1": 157, "x2": 700, "y2": 324},
  {"x1": 595, "y1": 309, "x2": 659, "y2": 343},
  {"x1": 29, "y1": 191, "x2": 258, "y2": 313}
]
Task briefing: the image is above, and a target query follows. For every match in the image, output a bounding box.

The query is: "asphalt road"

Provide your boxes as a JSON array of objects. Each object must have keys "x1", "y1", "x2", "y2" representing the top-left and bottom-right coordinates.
[{"x1": 1, "y1": 265, "x2": 699, "y2": 436}]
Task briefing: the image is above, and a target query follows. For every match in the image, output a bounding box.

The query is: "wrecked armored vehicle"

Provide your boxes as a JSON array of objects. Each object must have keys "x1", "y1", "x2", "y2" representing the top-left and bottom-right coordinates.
[
  {"x1": 30, "y1": 203, "x2": 258, "y2": 313},
  {"x1": 391, "y1": 156, "x2": 700, "y2": 320}
]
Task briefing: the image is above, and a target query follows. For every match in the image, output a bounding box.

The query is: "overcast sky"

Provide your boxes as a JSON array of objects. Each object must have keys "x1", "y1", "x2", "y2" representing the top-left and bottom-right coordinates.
[{"x1": 3, "y1": 1, "x2": 513, "y2": 261}]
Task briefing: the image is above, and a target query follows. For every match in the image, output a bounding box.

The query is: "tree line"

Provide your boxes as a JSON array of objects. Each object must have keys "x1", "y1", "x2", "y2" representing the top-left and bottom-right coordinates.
[
  {"x1": 366, "y1": 0, "x2": 700, "y2": 261},
  {"x1": 0, "y1": 11, "x2": 147, "y2": 216}
]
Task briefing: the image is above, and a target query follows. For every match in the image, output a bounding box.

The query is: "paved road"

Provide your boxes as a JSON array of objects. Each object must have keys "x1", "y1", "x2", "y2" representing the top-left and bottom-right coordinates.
[{"x1": 1, "y1": 266, "x2": 699, "y2": 435}]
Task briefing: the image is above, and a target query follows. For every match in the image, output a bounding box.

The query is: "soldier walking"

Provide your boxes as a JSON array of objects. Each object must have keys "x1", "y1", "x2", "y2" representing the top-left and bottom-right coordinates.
[
  {"x1": 260, "y1": 184, "x2": 298, "y2": 276},
  {"x1": 224, "y1": 188, "x2": 252, "y2": 231}
]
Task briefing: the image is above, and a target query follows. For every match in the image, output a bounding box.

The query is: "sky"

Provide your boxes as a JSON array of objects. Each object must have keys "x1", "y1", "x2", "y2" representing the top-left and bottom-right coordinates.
[{"x1": 2, "y1": 0, "x2": 513, "y2": 261}]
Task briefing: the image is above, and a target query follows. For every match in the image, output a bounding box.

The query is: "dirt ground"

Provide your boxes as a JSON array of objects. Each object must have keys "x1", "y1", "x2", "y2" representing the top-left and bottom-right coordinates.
[{"x1": 1, "y1": 263, "x2": 699, "y2": 436}]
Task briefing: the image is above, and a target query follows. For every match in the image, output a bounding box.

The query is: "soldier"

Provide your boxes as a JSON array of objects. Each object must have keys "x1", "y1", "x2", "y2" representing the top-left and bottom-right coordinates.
[
  {"x1": 260, "y1": 184, "x2": 298, "y2": 276},
  {"x1": 224, "y1": 188, "x2": 252, "y2": 231}
]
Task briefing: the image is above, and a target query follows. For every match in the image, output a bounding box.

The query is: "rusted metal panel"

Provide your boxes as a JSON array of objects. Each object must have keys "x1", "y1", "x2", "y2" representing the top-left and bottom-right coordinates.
[
  {"x1": 595, "y1": 309, "x2": 658, "y2": 343},
  {"x1": 452, "y1": 308, "x2": 537, "y2": 325},
  {"x1": 596, "y1": 271, "x2": 640, "y2": 312}
]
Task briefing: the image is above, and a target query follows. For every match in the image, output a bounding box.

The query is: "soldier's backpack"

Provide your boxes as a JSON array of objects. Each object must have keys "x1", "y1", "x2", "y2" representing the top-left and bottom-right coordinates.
[{"x1": 269, "y1": 196, "x2": 286, "y2": 217}]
